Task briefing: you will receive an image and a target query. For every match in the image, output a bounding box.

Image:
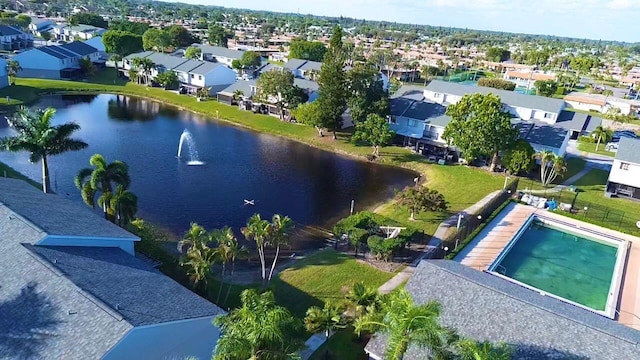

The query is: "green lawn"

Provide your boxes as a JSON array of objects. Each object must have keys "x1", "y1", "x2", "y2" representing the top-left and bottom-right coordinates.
[
  {"x1": 518, "y1": 157, "x2": 587, "y2": 191},
  {"x1": 272, "y1": 249, "x2": 394, "y2": 318},
  {"x1": 577, "y1": 142, "x2": 615, "y2": 157},
  {"x1": 309, "y1": 327, "x2": 369, "y2": 360}
]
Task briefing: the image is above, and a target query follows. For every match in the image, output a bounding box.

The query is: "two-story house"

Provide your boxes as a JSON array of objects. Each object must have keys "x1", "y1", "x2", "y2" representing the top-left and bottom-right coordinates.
[
  {"x1": 53, "y1": 24, "x2": 106, "y2": 42},
  {"x1": 192, "y1": 44, "x2": 246, "y2": 68},
  {"x1": 12, "y1": 41, "x2": 101, "y2": 79},
  {"x1": 606, "y1": 137, "x2": 640, "y2": 200},
  {"x1": 0, "y1": 25, "x2": 33, "y2": 51},
  {"x1": 28, "y1": 18, "x2": 56, "y2": 38}
]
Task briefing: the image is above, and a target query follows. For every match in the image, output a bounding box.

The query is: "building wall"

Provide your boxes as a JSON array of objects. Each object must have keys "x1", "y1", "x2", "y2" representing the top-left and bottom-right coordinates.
[
  {"x1": 16, "y1": 68, "x2": 61, "y2": 79},
  {"x1": 565, "y1": 100, "x2": 605, "y2": 114},
  {"x1": 37, "y1": 236, "x2": 136, "y2": 255},
  {"x1": 608, "y1": 159, "x2": 640, "y2": 187},
  {"x1": 0, "y1": 74, "x2": 9, "y2": 88},
  {"x1": 13, "y1": 49, "x2": 63, "y2": 72}
]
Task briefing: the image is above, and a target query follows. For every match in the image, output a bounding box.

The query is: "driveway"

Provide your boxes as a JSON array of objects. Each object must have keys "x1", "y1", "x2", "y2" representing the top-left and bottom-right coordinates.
[{"x1": 565, "y1": 140, "x2": 613, "y2": 171}]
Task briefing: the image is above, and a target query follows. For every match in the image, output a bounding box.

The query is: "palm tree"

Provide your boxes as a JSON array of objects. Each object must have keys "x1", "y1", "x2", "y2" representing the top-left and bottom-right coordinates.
[
  {"x1": 241, "y1": 213, "x2": 272, "y2": 286},
  {"x1": 304, "y1": 302, "x2": 347, "y2": 340},
  {"x1": 0, "y1": 107, "x2": 87, "y2": 193},
  {"x1": 131, "y1": 57, "x2": 155, "y2": 85},
  {"x1": 345, "y1": 282, "x2": 381, "y2": 318},
  {"x1": 211, "y1": 226, "x2": 236, "y2": 304},
  {"x1": 455, "y1": 339, "x2": 512, "y2": 360},
  {"x1": 267, "y1": 214, "x2": 294, "y2": 283},
  {"x1": 533, "y1": 151, "x2": 567, "y2": 187},
  {"x1": 6, "y1": 60, "x2": 22, "y2": 85},
  {"x1": 232, "y1": 90, "x2": 245, "y2": 105},
  {"x1": 75, "y1": 154, "x2": 131, "y2": 220},
  {"x1": 223, "y1": 233, "x2": 249, "y2": 307},
  {"x1": 108, "y1": 185, "x2": 138, "y2": 227},
  {"x1": 603, "y1": 89, "x2": 614, "y2": 103},
  {"x1": 213, "y1": 289, "x2": 303, "y2": 360},
  {"x1": 355, "y1": 289, "x2": 458, "y2": 360},
  {"x1": 592, "y1": 125, "x2": 613, "y2": 152},
  {"x1": 110, "y1": 54, "x2": 123, "y2": 71},
  {"x1": 178, "y1": 223, "x2": 218, "y2": 290}
]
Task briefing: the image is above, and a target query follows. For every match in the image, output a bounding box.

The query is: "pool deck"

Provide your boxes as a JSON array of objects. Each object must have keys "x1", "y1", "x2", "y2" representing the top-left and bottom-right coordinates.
[{"x1": 455, "y1": 202, "x2": 640, "y2": 330}]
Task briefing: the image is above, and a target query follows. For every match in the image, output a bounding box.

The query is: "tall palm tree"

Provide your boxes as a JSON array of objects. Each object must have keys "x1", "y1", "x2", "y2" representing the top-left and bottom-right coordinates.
[
  {"x1": 533, "y1": 151, "x2": 567, "y2": 187},
  {"x1": 213, "y1": 289, "x2": 303, "y2": 360},
  {"x1": 304, "y1": 302, "x2": 346, "y2": 340},
  {"x1": 345, "y1": 282, "x2": 381, "y2": 318},
  {"x1": 267, "y1": 214, "x2": 294, "y2": 283},
  {"x1": 455, "y1": 339, "x2": 512, "y2": 360},
  {"x1": 75, "y1": 154, "x2": 131, "y2": 219},
  {"x1": 178, "y1": 223, "x2": 218, "y2": 290},
  {"x1": 211, "y1": 226, "x2": 236, "y2": 304},
  {"x1": 591, "y1": 125, "x2": 613, "y2": 152},
  {"x1": 223, "y1": 233, "x2": 249, "y2": 307},
  {"x1": 355, "y1": 289, "x2": 458, "y2": 360},
  {"x1": 108, "y1": 184, "x2": 138, "y2": 227},
  {"x1": 241, "y1": 213, "x2": 271, "y2": 286},
  {"x1": 131, "y1": 57, "x2": 155, "y2": 85},
  {"x1": 0, "y1": 107, "x2": 87, "y2": 193},
  {"x1": 5, "y1": 59, "x2": 22, "y2": 85}
]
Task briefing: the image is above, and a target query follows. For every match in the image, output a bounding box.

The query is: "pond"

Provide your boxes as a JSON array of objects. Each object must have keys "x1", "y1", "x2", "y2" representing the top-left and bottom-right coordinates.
[{"x1": 0, "y1": 94, "x2": 416, "y2": 249}]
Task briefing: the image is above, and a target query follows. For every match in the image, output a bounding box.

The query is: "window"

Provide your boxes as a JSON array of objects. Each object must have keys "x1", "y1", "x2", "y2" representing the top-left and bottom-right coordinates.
[
  {"x1": 408, "y1": 119, "x2": 416, "y2": 127},
  {"x1": 198, "y1": 75, "x2": 202, "y2": 80},
  {"x1": 620, "y1": 162, "x2": 630, "y2": 170},
  {"x1": 544, "y1": 113, "x2": 552, "y2": 119},
  {"x1": 191, "y1": 74, "x2": 195, "y2": 78},
  {"x1": 434, "y1": 93, "x2": 441, "y2": 98}
]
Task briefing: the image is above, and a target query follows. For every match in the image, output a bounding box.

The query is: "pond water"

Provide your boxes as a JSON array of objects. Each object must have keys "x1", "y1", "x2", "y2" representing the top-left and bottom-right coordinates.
[{"x1": 0, "y1": 94, "x2": 415, "y2": 249}]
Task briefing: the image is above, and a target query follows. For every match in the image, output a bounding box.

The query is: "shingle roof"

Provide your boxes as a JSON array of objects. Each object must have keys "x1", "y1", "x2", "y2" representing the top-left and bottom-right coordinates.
[
  {"x1": 554, "y1": 110, "x2": 602, "y2": 132},
  {"x1": 173, "y1": 59, "x2": 205, "y2": 73},
  {"x1": 0, "y1": 25, "x2": 23, "y2": 36},
  {"x1": 189, "y1": 61, "x2": 224, "y2": 75},
  {"x1": 193, "y1": 44, "x2": 244, "y2": 59},
  {"x1": 29, "y1": 245, "x2": 224, "y2": 326},
  {"x1": 390, "y1": 91, "x2": 451, "y2": 128},
  {"x1": 145, "y1": 52, "x2": 190, "y2": 71},
  {"x1": 616, "y1": 137, "x2": 640, "y2": 163},
  {"x1": 257, "y1": 63, "x2": 282, "y2": 74},
  {"x1": 0, "y1": 178, "x2": 136, "y2": 239},
  {"x1": 366, "y1": 260, "x2": 640, "y2": 360},
  {"x1": 293, "y1": 78, "x2": 319, "y2": 91},
  {"x1": 426, "y1": 80, "x2": 566, "y2": 114},
  {"x1": 299, "y1": 60, "x2": 322, "y2": 72},
  {"x1": 38, "y1": 46, "x2": 68, "y2": 59},
  {"x1": 217, "y1": 79, "x2": 257, "y2": 96},
  {"x1": 519, "y1": 122, "x2": 569, "y2": 149},
  {"x1": 60, "y1": 41, "x2": 98, "y2": 56},
  {"x1": 124, "y1": 50, "x2": 154, "y2": 60},
  {"x1": 283, "y1": 58, "x2": 307, "y2": 71}
]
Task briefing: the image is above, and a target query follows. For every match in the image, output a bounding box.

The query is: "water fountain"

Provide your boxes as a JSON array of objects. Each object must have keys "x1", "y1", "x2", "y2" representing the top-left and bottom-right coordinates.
[{"x1": 177, "y1": 129, "x2": 204, "y2": 165}]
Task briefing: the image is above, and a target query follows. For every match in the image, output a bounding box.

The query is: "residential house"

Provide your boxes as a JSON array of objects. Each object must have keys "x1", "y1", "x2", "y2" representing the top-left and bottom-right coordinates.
[
  {"x1": 217, "y1": 79, "x2": 258, "y2": 110},
  {"x1": 123, "y1": 51, "x2": 237, "y2": 94},
  {"x1": 606, "y1": 137, "x2": 640, "y2": 201},
  {"x1": 0, "y1": 58, "x2": 9, "y2": 88},
  {"x1": 12, "y1": 42, "x2": 101, "y2": 79},
  {"x1": 83, "y1": 35, "x2": 106, "y2": 55},
  {"x1": 0, "y1": 177, "x2": 225, "y2": 359},
  {"x1": 283, "y1": 58, "x2": 322, "y2": 79},
  {"x1": 0, "y1": 25, "x2": 33, "y2": 51},
  {"x1": 503, "y1": 70, "x2": 557, "y2": 89},
  {"x1": 565, "y1": 92, "x2": 638, "y2": 115},
  {"x1": 28, "y1": 18, "x2": 56, "y2": 37},
  {"x1": 53, "y1": 24, "x2": 106, "y2": 42},
  {"x1": 192, "y1": 44, "x2": 246, "y2": 68},
  {"x1": 365, "y1": 260, "x2": 640, "y2": 359}
]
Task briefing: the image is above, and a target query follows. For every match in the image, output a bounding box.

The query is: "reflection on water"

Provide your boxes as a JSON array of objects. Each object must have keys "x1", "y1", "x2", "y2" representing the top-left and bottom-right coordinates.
[{"x1": 0, "y1": 94, "x2": 416, "y2": 249}]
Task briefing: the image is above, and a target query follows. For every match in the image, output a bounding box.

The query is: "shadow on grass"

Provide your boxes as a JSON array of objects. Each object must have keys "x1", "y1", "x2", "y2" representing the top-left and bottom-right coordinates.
[{"x1": 272, "y1": 277, "x2": 325, "y2": 319}]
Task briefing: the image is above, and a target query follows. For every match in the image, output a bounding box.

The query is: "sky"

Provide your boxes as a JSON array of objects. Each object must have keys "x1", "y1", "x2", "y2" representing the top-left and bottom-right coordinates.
[{"x1": 172, "y1": 0, "x2": 639, "y2": 43}]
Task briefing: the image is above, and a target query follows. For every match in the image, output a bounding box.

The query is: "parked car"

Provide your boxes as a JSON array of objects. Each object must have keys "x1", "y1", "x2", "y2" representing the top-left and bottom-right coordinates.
[{"x1": 605, "y1": 142, "x2": 619, "y2": 152}]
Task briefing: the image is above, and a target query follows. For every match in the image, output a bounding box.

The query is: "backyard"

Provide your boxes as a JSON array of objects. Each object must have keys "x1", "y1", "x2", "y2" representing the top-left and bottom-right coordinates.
[{"x1": 577, "y1": 142, "x2": 615, "y2": 157}]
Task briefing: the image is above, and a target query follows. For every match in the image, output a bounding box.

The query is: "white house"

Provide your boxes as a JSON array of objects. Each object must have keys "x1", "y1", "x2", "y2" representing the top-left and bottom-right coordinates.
[
  {"x1": 503, "y1": 70, "x2": 557, "y2": 89},
  {"x1": 0, "y1": 58, "x2": 9, "y2": 88},
  {"x1": 12, "y1": 42, "x2": 101, "y2": 79},
  {"x1": 606, "y1": 137, "x2": 640, "y2": 200},
  {"x1": 53, "y1": 24, "x2": 106, "y2": 42},
  {"x1": 192, "y1": 44, "x2": 245, "y2": 68},
  {"x1": 0, "y1": 177, "x2": 225, "y2": 359},
  {"x1": 28, "y1": 18, "x2": 56, "y2": 37},
  {"x1": 0, "y1": 25, "x2": 33, "y2": 51},
  {"x1": 565, "y1": 92, "x2": 638, "y2": 116}
]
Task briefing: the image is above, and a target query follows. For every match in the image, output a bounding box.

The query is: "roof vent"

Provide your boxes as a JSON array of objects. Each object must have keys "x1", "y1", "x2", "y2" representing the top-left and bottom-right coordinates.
[
  {"x1": 68, "y1": 310, "x2": 77, "y2": 315},
  {"x1": 116, "y1": 304, "x2": 121, "y2": 310}
]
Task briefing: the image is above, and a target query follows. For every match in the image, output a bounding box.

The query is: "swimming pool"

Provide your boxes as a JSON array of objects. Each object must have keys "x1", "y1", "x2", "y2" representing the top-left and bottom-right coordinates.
[{"x1": 488, "y1": 214, "x2": 628, "y2": 318}]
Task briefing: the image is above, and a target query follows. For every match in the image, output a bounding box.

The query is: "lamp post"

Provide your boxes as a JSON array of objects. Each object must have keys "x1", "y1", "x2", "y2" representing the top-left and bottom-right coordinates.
[
  {"x1": 456, "y1": 213, "x2": 464, "y2": 231},
  {"x1": 503, "y1": 176, "x2": 511, "y2": 190}
]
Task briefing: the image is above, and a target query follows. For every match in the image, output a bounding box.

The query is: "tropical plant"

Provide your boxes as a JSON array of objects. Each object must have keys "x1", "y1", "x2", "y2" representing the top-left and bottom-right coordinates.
[
  {"x1": 533, "y1": 151, "x2": 567, "y2": 187},
  {"x1": 110, "y1": 54, "x2": 123, "y2": 70},
  {"x1": 352, "y1": 113, "x2": 395, "y2": 157},
  {"x1": 241, "y1": 214, "x2": 272, "y2": 286},
  {"x1": 501, "y1": 139, "x2": 535, "y2": 175},
  {"x1": 396, "y1": 186, "x2": 447, "y2": 221},
  {"x1": 591, "y1": 125, "x2": 613, "y2": 152},
  {"x1": 222, "y1": 232, "x2": 249, "y2": 306},
  {"x1": 211, "y1": 226, "x2": 236, "y2": 304},
  {"x1": 213, "y1": 289, "x2": 303, "y2": 360},
  {"x1": 267, "y1": 214, "x2": 295, "y2": 283},
  {"x1": 455, "y1": 339, "x2": 513, "y2": 360},
  {"x1": 355, "y1": 289, "x2": 459, "y2": 360},
  {"x1": 155, "y1": 70, "x2": 178, "y2": 89},
  {"x1": 304, "y1": 302, "x2": 347, "y2": 340},
  {"x1": 185, "y1": 46, "x2": 202, "y2": 60},
  {"x1": 178, "y1": 223, "x2": 218, "y2": 289},
  {"x1": 196, "y1": 87, "x2": 211, "y2": 99},
  {"x1": 79, "y1": 58, "x2": 96, "y2": 77},
  {"x1": 0, "y1": 107, "x2": 87, "y2": 193},
  {"x1": 75, "y1": 154, "x2": 131, "y2": 219},
  {"x1": 345, "y1": 282, "x2": 381, "y2": 318},
  {"x1": 5, "y1": 59, "x2": 21, "y2": 85},
  {"x1": 106, "y1": 184, "x2": 138, "y2": 227},
  {"x1": 131, "y1": 57, "x2": 155, "y2": 85}
]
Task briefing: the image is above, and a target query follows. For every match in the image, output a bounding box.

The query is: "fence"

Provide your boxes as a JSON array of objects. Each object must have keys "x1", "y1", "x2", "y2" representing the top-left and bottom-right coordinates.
[{"x1": 441, "y1": 178, "x2": 519, "y2": 256}]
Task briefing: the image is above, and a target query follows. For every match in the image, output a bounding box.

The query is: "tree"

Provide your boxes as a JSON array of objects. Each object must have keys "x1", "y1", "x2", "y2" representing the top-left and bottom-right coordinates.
[
  {"x1": 75, "y1": 153, "x2": 131, "y2": 219},
  {"x1": 240, "y1": 51, "x2": 262, "y2": 70},
  {"x1": 108, "y1": 20, "x2": 149, "y2": 35},
  {"x1": 345, "y1": 282, "x2": 381, "y2": 318},
  {"x1": 221, "y1": 231, "x2": 248, "y2": 306},
  {"x1": 166, "y1": 25, "x2": 196, "y2": 49},
  {"x1": 5, "y1": 60, "x2": 21, "y2": 85},
  {"x1": 131, "y1": 57, "x2": 155, "y2": 85},
  {"x1": 591, "y1": 125, "x2": 613, "y2": 152},
  {"x1": 396, "y1": 186, "x2": 447, "y2": 221},
  {"x1": 292, "y1": 101, "x2": 325, "y2": 136},
  {"x1": 69, "y1": 13, "x2": 107, "y2": 28},
  {"x1": 443, "y1": 93, "x2": 518, "y2": 171},
  {"x1": 288, "y1": 39, "x2": 327, "y2": 61},
  {"x1": 347, "y1": 63, "x2": 389, "y2": 123},
  {"x1": 211, "y1": 226, "x2": 236, "y2": 304},
  {"x1": 455, "y1": 340, "x2": 513, "y2": 360},
  {"x1": 178, "y1": 223, "x2": 218, "y2": 290},
  {"x1": 208, "y1": 24, "x2": 230, "y2": 47},
  {"x1": 40, "y1": 31, "x2": 52, "y2": 42},
  {"x1": 106, "y1": 184, "x2": 137, "y2": 227},
  {"x1": 533, "y1": 151, "x2": 567, "y2": 187},
  {"x1": 213, "y1": 289, "x2": 303, "y2": 360},
  {"x1": 0, "y1": 107, "x2": 87, "y2": 193},
  {"x1": 501, "y1": 139, "x2": 535, "y2": 175},
  {"x1": 352, "y1": 114, "x2": 395, "y2": 157},
  {"x1": 477, "y1": 78, "x2": 516, "y2": 91},
  {"x1": 241, "y1": 214, "x2": 271, "y2": 286},
  {"x1": 102, "y1": 30, "x2": 143, "y2": 57},
  {"x1": 79, "y1": 58, "x2": 96, "y2": 77},
  {"x1": 534, "y1": 80, "x2": 558, "y2": 97},
  {"x1": 317, "y1": 25, "x2": 347, "y2": 139},
  {"x1": 421, "y1": 65, "x2": 439, "y2": 85},
  {"x1": 155, "y1": 71, "x2": 178, "y2": 89},
  {"x1": 142, "y1": 28, "x2": 171, "y2": 52},
  {"x1": 185, "y1": 46, "x2": 201, "y2": 60},
  {"x1": 256, "y1": 69, "x2": 307, "y2": 120},
  {"x1": 485, "y1": 47, "x2": 510, "y2": 62},
  {"x1": 267, "y1": 214, "x2": 294, "y2": 283},
  {"x1": 355, "y1": 289, "x2": 458, "y2": 360},
  {"x1": 304, "y1": 302, "x2": 347, "y2": 340}
]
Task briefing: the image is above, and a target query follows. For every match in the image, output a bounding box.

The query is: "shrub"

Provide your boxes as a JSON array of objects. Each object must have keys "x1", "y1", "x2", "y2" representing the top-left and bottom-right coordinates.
[
  {"x1": 578, "y1": 135, "x2": 595, "y2": 143},
  {"x1": 367, "y1": 235, "x2": 403, "y2": 262},
  {"x1": 477, "y1": 78, "x2": 516, "y2": 91},
  {"x1": 555, "y1": 86, "x2": 565, "y2": 95}
]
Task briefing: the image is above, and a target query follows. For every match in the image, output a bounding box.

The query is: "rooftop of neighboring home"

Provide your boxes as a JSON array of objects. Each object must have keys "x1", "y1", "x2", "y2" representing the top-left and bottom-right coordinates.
[
  {"x1": 426, "y1": 80, "x2": 566, "y2": 114},
  {"x1": 365, "y1": 260, "x2": 640, "y2": 360},
  {"x1": 218, "y1": 79, "x2": 257, "y2": 96},
  {"x1": 0, "y1": 178, "x2": 224, "y2": 359},
  {"x1": 60, "y1": 41, "x2": 99, "y2": 56},
  {"x1": 192, "y1": 43, "x2": 245, "y2": 59},
  {"x1": 0, "y1": 24, "x2": 26, "y2": 36},
  {"x1": 283, "y1": 58, "x2": 323, "y2": 72},
  {"x1": 517, "y1": 122, "x2": 569, "y2": 149},
  {"x1": 56, "y1": 23, "x2": 106, "y2": 33},
  {"x1": 504, "y1": 70, "x2": 557, "y2": 81},
  {"x1": 616, "y1": 137, "x2": 640, "y2": 164},
  {"x1": 125, "y1": 51, "x2": 226, "y2": 75},
  {"x1": 15, "y1": 41, "x2": 99, "y2": 62}
]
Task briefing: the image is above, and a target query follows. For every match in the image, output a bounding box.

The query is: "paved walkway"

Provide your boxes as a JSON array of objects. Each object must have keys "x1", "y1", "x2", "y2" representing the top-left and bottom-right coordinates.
[{"x1": 378, "y1": 266, "x2": 415, "y2": 294}]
